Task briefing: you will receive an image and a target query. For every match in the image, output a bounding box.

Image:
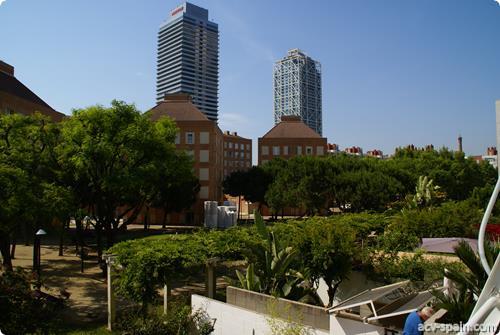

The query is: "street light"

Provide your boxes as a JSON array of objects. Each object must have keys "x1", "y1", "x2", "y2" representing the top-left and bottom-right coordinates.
[{"x1": 33, "y1": 229, "x2": 47, "y2": 281}]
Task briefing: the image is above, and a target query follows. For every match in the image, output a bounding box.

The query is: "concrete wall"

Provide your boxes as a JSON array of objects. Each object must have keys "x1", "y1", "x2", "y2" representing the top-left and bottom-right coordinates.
[
  {"x1": 329, "y1": 315, "x2": 386, "y2": 335},
  {"x1": 226, "y1": 286, "x2": 330, "y2": 331},
  {"x1": 192, "y1": 294, "x2": 329, "y2": 335}
]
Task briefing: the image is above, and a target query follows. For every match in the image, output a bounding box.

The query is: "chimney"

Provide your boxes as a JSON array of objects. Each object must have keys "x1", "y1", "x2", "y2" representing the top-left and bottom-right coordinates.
[
  {"x1": 458, "y1": 135, "x2": 463, "y2": 153},
  {"x1": 233, "y1": 132, "x2": 237, "y2": 136},
  {"x1": 0, "y1": 60, "x2": 14, "y2": 76}
]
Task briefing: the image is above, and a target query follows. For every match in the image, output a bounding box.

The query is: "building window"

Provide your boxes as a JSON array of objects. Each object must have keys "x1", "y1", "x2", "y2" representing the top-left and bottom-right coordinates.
[
  {"x1": 200, "y1": 132, "x2": 210, "y2": 144},
  {"x1": 229, "y1": 142, "x2": 233, "y2": 149},
  {"x1": 316, "y1": 146, "x2": 324, "y2": 155},
  {"x1": 199, "y1": 168, "x2": 209, "y2": 181},
  {"x1": 199, "y1": 186, "x2": 209, "y2": 199},
  {"x1": 186, "y1": 150, "x2": 194, "y2": 158},
  {"x1": 297, "y1": 146, "x2": 302, "y2": 155},
  {"x1": 306, "y1": 146, "x2": 313, "y2": 155},
  {"x1": 273, "y1": 146, "x2": 280, "y2": 155},
  {"x1": 283, "y1": 146, "x2": 289, "y2": 155},
  {"x1": 246, "y1": 144, "x2": 250, "y2": 150},
  {"x1": 246, "y1": 152, "x2": 250, "y2": 159},
  {"x1": 186, "y1": 132, "x2": 195, "y2": 144},
  {"x1": 240, "y1": 151, "x2": 244, "y2": 158},
  {"x1": 235, "y1": 143, "x2": 239, "y2": 149},
  {"x1": 261, "y1": 146, "x2": 269, "y2": 155},
  {"x1": 200, "y1": 150, "x2": 209, "y2": 162},
  {"x1": 224, "y1": 142, "x2": 227, "y2": 148}
]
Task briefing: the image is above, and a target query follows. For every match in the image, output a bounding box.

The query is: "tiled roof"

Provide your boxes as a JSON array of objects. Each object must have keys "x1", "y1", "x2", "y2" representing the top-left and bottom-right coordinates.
[
  {"x1": 0, "y1": 71, "x2": 53, "y2": 110},
  {"x1": 149, "y1": 93, "x2": 210, "y2": 122},
  {"x1": 261, "y1": 115, "x2": 322, "y2": 139}
]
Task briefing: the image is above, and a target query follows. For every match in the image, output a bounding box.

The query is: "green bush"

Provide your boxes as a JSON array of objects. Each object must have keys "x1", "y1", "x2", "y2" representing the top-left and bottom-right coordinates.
[
  {"x1": 367, "y1": 250, "x2": 465, "y2": 287},
  {"x1": 116, "y1": 300, "x2": 214, "y2": 335},
  {"x1": 0, "y1": 268, "x2": 63, "y2": 335}
]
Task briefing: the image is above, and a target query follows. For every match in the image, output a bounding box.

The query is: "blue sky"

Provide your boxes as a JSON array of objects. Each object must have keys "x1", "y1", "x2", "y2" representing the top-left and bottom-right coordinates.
[{"x1": 1, "y1": 0, "x2": 500, "y2": 160}]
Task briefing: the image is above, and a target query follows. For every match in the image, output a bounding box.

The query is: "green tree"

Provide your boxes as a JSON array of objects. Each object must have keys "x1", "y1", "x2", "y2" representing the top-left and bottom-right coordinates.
[
  {"x1": 149, "y1": 151, "x2": 200, "y2": 228},
  {"x1": 284, "y1": 218, "x2": 357, "y2": 307},
  {"x1": 57, "y1": 101, "x2": 180, "y2": 260},
  {"x1": 0, "y1": 113, "x2": 70, "y2": 269},
  {"x1": 223, "y1": 170, "x2": 248, "y2": 220}
]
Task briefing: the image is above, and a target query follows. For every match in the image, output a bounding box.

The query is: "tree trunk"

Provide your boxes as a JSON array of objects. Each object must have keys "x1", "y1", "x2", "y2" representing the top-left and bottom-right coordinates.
[
  {"x1": 162, "y1": 210, "x2": 168, "y2": 229},
  {"x1": 10, "y1": 234, "x2": 17, "y2": 259},
  {"x1": 238, "y1": 195, "x2": 241, "y2": 221},
  {"x1": 10, "y1": 238, "x2": 16, "y2": 259},
  {"x1": 59, "y1": 220, "x2": 65, "y2": 256},
  {"x1": 96, "y1": 224, "x2": 103, "y2": 262},
  {"x1": 327, "y1": 281, "x2": 341, "y2": 308},
  {"x1": 23, "y1": 222, "x2": 29, "y2": 246},
  {"x1": 144, "y1": 205, "x2": 149, "y2": 231},
  {"x1": 105, "y1": 221, "x2": 114, "y2": 249},
  {"x1": 0, "y1": 234, "x2": 13, "y2": 271}
]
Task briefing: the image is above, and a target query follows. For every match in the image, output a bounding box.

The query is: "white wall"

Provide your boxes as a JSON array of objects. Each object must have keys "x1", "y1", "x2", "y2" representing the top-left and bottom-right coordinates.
[
  {"x1": 329, "y1": 315, "x2": 386, "y2": 335},
  {"x1": 192, "y1": 295, "x2": 329, "y2": 335}
]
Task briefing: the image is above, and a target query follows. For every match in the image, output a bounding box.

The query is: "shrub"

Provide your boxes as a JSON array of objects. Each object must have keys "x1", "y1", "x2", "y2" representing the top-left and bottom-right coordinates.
[
  {"x1": 0, "y1": 268, "x2": 63, "y2": 334},
  {"x1": 367, "y1": 250, "x2": 465, "y2": 287},
  {"x1": 115, "y1": 299, "x2": 214, "y2": 335}
]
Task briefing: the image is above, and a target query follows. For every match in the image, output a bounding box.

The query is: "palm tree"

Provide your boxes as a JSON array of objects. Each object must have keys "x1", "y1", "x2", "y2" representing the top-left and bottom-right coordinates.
[{"x1": 433, "y1": 240, "x2": 499, "y2": 322}]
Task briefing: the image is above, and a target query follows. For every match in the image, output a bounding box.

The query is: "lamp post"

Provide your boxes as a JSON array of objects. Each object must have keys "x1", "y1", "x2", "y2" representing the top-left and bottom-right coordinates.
[{"x1": 33, "y1": 229, "x2": 47, "y2": 281}]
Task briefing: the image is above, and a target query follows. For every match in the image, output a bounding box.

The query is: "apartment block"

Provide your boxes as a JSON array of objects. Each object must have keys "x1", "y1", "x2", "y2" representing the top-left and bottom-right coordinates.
[
  {"x1": 223, "y1": 131, "x2": 252, "y2": 178},
  {"x1": 258, "y1": 115, "x2": 327, "y2": 165}
]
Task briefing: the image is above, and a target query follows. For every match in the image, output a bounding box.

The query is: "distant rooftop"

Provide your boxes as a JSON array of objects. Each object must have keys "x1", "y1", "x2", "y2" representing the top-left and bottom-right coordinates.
[
  {"x1": 149, "y1": 93, "x2": 210, "y2": 122},
  {"x1": 161, "y1": 2, "x2": 217, "y2": 27},
  {"x1": 0, "y1": 60, "x2": 64, "y2": 121},
  {"x1": 261, "y1": 115, "x2": 323, "y2": 139}
]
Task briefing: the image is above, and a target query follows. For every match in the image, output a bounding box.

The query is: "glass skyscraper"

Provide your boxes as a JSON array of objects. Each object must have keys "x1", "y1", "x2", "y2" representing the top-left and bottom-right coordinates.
[
  {"x1": 156, "y1": 2, "x2": 219, "y2": 121},
  {"x1": 273, "y1": 49, "x2": 322, "y2": 135}
]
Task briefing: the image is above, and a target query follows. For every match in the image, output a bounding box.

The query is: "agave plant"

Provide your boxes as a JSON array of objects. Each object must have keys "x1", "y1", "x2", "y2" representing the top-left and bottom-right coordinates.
[
  {"x1": 406, "y1": 175, "x2": 443, "y2": 209},
  {"x1": 234, "y1": 211, "x2": 314, "y2": 300}
]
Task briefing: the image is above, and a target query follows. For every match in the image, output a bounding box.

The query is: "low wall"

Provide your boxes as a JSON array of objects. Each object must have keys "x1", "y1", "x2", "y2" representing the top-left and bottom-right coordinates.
[
  {"x1": 226, "y1": 286, "x2": 330, "y2": 331},
  {"x1": 192, "y1": 294, "x2": 329, "y2": 335}
]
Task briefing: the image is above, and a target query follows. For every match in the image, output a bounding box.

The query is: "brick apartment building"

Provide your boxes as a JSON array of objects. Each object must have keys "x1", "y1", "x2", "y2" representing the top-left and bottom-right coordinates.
[
  {"x1": 223, "y1": 131, "x2": 252, "y2": 177},
  {"x1": 0, "y1": 60, "x2": 64, "y2": 122},
  {"x1": 148, "y1": 93, "x2": 224, "y2": 224},
  {"x1": 258, "y1": 115, "x2": 327, "y2": 165}
]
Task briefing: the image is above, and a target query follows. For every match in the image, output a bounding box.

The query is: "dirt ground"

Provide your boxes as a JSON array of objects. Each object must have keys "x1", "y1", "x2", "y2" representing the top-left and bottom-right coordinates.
[{"x1": 12, "y1": 243, "x2": 108, "y2": 325}]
